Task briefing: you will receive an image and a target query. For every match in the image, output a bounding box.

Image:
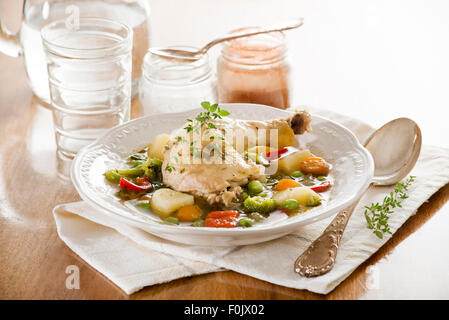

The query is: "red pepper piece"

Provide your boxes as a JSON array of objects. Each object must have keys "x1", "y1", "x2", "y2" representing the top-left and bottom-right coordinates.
[
  {"x1": 204, "y1": 210, "x2": 239, "y2": 228},
  {"x1": 310, "y1": 181, "x2": 331, "y2": 192},
  {"x1": 265, "y1": 148, "x2": 289, "y2": 161},
  {"x1": 120, "y1": 177, "x2": 152, "y2": 192}
]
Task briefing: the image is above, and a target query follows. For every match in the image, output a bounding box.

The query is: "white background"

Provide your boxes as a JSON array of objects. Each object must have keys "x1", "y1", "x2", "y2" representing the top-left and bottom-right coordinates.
[{"x1": 149, "y1": 0, "x2": 449, "y2": 148}]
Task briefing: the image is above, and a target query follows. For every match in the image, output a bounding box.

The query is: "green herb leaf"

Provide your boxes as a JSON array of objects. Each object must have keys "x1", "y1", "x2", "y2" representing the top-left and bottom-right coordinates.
[
  {"x1": 364, "y1": 175, "x2": 415, "y2": 239},
  {"x1": 218, "y1": 109, "x2": 230, "y2": 117},
  {"x1": 210, "y1": 103, "x2": 218, "y2": 112},
  {"x1": 201, "y1": 101, "x2": 211, "y2": 110},
  {"x1": 165, "y1": 165, "x2": 175, "y2": 172},
  {"x1": 184, "y1": 102, "x2": 230, "y2": 133},
  {"x1": 184, "y1": 124, "x2": 193, "y2": 132}
]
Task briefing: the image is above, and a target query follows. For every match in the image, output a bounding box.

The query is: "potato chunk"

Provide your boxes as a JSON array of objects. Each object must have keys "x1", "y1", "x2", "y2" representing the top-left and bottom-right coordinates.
[
  {"x1": 277, "y1": 149, "x2": 314, "y2": 174},
  {"x1": 273, "y1": 186, "x2": 321, "y2": 207},
  {"x1": 147, "y1": 134, "x2": 170, "y2": 160},
  {"x1": 151, "y1": 188, "x2": 194, "y2": 218},
  {"x1": 276, "y1": 123, "x2": 296, "y2": 147}
]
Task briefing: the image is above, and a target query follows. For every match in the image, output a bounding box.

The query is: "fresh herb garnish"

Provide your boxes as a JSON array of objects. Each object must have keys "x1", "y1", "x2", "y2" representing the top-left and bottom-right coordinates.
[
  {"x1": 209, "y1": 136, "x2": 225, "y2": 141},
  {"x1": 184, "y1": 101, "x2": 230, "y2": 134},
  {"x1": 364, "y1": 175, "x2": 416, "y2": 239},
  {"x1": 184, "y1": 119, "x2": 194, "y2": 133},
  {"x1": 165, "y1": 165, "x2": 175, "y2": 172}
]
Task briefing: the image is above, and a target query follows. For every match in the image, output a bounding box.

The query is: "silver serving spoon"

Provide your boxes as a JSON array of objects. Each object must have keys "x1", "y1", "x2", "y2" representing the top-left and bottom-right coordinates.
[
  {"x1": 149, "y1": 18, "x2": 304, "y2": 60},
  {"x1": 294, "y1": 118, "x2": 422, "y2": 277}
]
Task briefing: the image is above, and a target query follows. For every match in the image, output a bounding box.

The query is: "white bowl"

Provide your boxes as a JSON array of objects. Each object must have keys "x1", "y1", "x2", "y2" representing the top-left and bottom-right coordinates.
[{"x1": 71, "y1": 103, "x2": 374, "y2": 246}]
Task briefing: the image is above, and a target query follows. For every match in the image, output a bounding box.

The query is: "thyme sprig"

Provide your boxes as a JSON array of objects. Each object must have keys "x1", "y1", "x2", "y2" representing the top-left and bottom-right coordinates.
[
  {"x1": 184, "y1": 101, "x2": 230, "y2": 133},
  {"x1": 364, "y1": 175, "x2": 415, "y2": 239}
]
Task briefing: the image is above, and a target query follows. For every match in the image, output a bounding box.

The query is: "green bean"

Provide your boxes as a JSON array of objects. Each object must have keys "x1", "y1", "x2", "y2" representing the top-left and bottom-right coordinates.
[
  {"x1": 129, "y1": 153, "x2": 146, "y2": 161},
  {"x1": 306, "y1": 199, "x2": 322, "y2": 207},
  {"x1": 282, "y1": 199, "x2": 299, "y2": 211},
  {"x1": 137, "y1": 202, "x2": 151, "y2": 210},
  {"x1": 116, "y1": 167, "x2": 145, "y2": 178},
  {"x1": 104, "y1": 169, "x2": 122, "y2": 184},
  {"x1": 192, "y1": 219, "x2": 204, "y2": 227},
  {"x1": 238, "y1": 218, "x2": 254, "y2": 228},
  {"x1": 291, "y1": 171, "x2": 303, "y2": 178},
  {"x1": 248, "y1": 180, "x2": 263, "y2": 195},
  {"x1": 132, "y1": 161, "x2": 143, "y2": 168},
  {"x1": 164, "y1": 217, "x2": 179, "y2": 225}
]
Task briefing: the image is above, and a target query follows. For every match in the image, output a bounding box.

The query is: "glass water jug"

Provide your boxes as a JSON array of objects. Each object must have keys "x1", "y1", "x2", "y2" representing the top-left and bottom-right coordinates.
[{"x1": 0, "y1": 0, "x2": 151, "y2": 104}]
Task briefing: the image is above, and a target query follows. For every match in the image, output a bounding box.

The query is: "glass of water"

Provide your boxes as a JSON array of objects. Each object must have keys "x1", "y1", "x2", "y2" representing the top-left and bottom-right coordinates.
[{"x1": 41, "y1": 17, "x2": 133, "y2": 180}]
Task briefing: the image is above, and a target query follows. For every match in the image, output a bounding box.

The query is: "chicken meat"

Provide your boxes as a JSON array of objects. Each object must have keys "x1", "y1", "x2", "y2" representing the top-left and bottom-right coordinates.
[{"x1": 161, "y1": 110, "x2": 312, "y2": 206}]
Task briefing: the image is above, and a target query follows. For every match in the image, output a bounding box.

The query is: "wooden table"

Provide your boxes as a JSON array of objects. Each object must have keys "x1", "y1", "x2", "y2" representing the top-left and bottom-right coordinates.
[{"x1": 1, "y1": 0, "x2": 449, "y2": 300}]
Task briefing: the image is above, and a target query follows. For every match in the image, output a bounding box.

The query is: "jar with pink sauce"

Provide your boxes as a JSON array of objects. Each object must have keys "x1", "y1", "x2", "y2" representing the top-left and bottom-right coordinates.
[{"x1": 217, "y1": 27, "x2": 292, "y2": 110}]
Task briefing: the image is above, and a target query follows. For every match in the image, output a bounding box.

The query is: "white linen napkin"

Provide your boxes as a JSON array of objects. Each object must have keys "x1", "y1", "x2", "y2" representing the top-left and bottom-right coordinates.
[{"x1": 53, "y1": 109, "x2": 449, "y2": 295}]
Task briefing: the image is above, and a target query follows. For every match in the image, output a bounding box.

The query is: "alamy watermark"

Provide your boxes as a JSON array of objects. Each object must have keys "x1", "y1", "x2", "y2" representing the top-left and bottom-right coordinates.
[
  {"x1": 65, "y1": 5, "x2": 80, "y2": 31},
  {"x1": 65, "y1": 265, "x2": 80, "y2": 290},
  {"x1": 165, "y1": 123, "x2": 281, "y2": 175},
  {"x1": 364, "y1": 265, "x2": 380, "y2": 290}
]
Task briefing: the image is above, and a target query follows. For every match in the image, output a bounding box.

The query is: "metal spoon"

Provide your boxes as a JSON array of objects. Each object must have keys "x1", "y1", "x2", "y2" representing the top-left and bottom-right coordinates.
[
  {"x1": 149, "y1": 18, "x2": 304, "y2": 60},
  {"x1": 294, "y1": 118, "x2": 422, "y2": 277}
]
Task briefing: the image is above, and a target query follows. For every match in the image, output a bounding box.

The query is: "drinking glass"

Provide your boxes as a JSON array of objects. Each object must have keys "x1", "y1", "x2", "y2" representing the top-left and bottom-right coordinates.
[
  {"x1": 0, "y1": 0, "x2": 150, "y2": 104},
  {"x1": 41, "y1": 17, "x2": 133, "y2": 179}
]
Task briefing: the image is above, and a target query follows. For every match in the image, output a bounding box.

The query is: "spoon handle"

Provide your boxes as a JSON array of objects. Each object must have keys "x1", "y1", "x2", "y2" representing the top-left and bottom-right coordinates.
[
  {"x1": 293, "y1": 196, "x2": 361, "y2": 277},
  {"x1": 200, "y1": 18, "x2": 304, "y2": 54}
]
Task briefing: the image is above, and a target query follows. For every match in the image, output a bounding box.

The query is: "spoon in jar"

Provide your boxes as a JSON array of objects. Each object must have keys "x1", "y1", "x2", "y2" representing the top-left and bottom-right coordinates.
[
  {"x1": 294, "y1": 118, "x2": 422, "y2": 277},
  {"x1": 149, "y1": 18, "x2": 304, "y2": 60}
]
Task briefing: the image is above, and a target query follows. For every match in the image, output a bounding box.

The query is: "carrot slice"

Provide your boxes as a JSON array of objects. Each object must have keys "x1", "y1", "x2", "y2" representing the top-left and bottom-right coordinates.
[
  {"x1": 299, "y1": 157, "x2": 330, "y2": 175},
  {"x1": 204, "y1": 211, "x2": 239, "y2": 228},
  {"x1": 177, "y1": 205, "x2": 203, "y2": 222},
  {"x1": 274, "y1": 179, "x2": 301, "y2": 191}
]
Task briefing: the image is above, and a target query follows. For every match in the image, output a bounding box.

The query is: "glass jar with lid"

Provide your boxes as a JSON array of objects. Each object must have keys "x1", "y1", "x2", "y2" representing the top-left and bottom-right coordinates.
[
  {"x1": 139, "y1": 47, "x2": 217, "y2": 116},
  {"x1": 217, "y1": 28, "x2": 291, "y2": 110}
]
